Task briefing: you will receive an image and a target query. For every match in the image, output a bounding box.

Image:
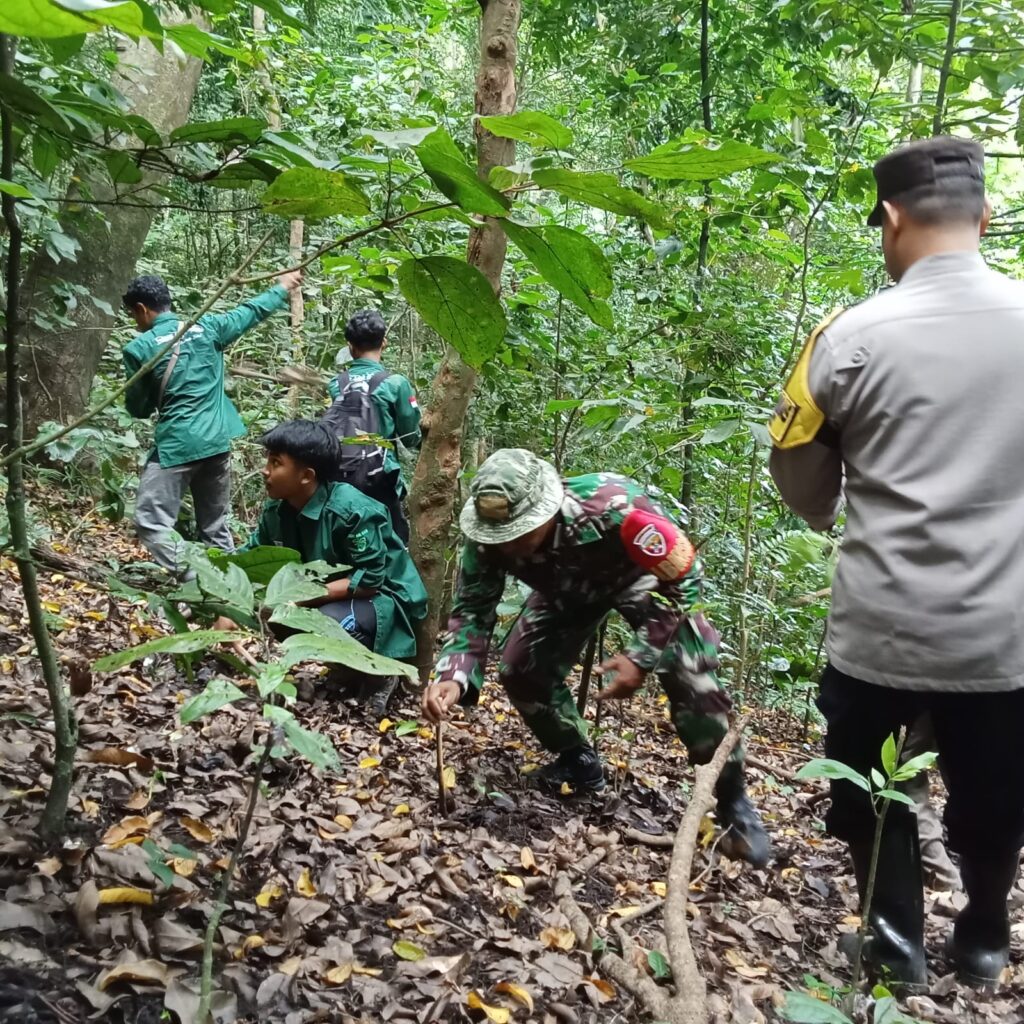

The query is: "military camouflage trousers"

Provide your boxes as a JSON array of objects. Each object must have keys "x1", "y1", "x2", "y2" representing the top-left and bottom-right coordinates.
[{"x1": 497, "y1": 581, "x2": 741, "y2": 766}]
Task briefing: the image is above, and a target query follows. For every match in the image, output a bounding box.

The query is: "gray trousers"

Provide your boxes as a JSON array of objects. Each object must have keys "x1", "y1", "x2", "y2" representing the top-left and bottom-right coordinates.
[{"x1": 134, "y1": 451, "x2": 234, "y2": 573}]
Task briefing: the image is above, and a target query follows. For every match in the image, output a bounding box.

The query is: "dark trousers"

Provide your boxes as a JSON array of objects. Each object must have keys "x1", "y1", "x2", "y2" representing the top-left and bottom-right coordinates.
[
  {"x1": 817, "y1": 664, "x2": 1024, "y2": 859},
  {"x1": 381, "y1": 492, "x2": 410, "y2": 545},
  {"x1": 270, "y1": 599, "x2": 376, "y2": 649}
]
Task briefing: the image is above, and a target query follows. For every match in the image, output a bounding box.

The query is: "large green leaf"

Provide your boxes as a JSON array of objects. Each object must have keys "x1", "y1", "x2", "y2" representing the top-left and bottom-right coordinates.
[
  {"x1": 264, "y1": 561, "x2": 329, "y2": 609},
  {"x1": 795, "y1": 758, "x2": 870, "y2": 792},
  {"x1": 264, "y1": 705, "x2": 340, "y2": 771},
  {"x1": 365, "y1": 126, "x2": 437, "y2": 149},
  {"x1": 170, "y1": 117, "x2": 267, "y2": 145},
  {"x1": 532, "y1": 168, "x2": 672, "y2": 229},
  {"x1": 209, "y1": 546, "x2": 301, "y2": 586},
  {"x1": 0, "y1": 179, "x2": 34, "y2": 199},
  {"x1": 0, "y1": 74, "x2": 71, "y2": 132},
  {"x1": 270, "y1": 603, "x2": 349, "y2": 639},
  {"x1": 280, "y1": 631, "x2": 417, "y2": 680},
  {"x1": 396, "y1": 256, "x2": 506, "y2": 369},
  {"x1": 478, "y1": 111, "x2": 573, "y2": 151},
  {"x1": 261, "y1": 167, "x2": 370, "y2": 220},
  {"x1": 180, "y1": 677, "x2": 248, "y2": 725},
  {"x1": 0, "y1": 0, "x2": 138, "y2": 38},
  {"x1": 625, "y1": 139, "x2": 778, "y2": 180},
  {"x1": 59, "y1": 0, "x2": 155, "y2": 38},
  {"x1": 93, "y1": 630, "x2": 238, "y2": 672},
  {"x1": 780, "y1": 992, "x2": 852, "y2": 1024},
  {"x1": 414, "y1": 128, "x2": 510, "y2": 217},
  {"x1": 501, "y1": 221, "x2": 613, "y2": 329}
]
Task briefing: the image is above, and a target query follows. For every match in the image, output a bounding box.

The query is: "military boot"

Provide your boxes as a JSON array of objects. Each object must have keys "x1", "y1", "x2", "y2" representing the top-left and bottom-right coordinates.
[
  {"x1": 848, "y1": 817, "x2": 927, "y2": 988},
  {"x1": 947, "y1": 849, "x2": 1019, "y2": 987},
  {"x1": 534, "y1": 745, "x2": 606, "y2": 793},
  {"x1": 359, "y1": 675, "x2": 399, "y2": 718},
  {"x1": 715, "y1": 762, "x2": 772, "y2": 868}
]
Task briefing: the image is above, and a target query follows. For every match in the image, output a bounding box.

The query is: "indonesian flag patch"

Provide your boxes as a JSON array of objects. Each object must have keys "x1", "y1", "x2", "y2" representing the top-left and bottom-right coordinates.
[
  {"x1": 620, "y1": 507, "x2": 695, "y2": 581},
  {"x1": 409, "y1": 395, "x2": 418, "y2": 407}
]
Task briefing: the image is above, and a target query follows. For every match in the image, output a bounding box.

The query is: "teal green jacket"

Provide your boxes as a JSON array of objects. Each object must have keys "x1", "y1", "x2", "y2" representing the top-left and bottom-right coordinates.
[
  {"x1": 245, "y1": 482, "x2": 427, "y2": 659},
  {"x1": 123, "y1": 285, "x2": 288, "y2": 467},
  {"x1": 326, "y1": 357, "x2": 422, "y2": 493}
]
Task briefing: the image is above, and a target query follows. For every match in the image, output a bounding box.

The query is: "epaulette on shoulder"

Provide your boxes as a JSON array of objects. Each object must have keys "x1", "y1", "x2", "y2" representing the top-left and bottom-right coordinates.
[{"x1": 768, "y1": 308, "x2": 846, "y2": 450}]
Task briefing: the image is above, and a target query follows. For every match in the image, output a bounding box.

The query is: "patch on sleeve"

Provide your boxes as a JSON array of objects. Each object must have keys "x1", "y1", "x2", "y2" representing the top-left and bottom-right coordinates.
[
  {"x1": 768, "y1": 308, "x2": 844, "y2": 450},
  {"x1": 409, "y1": 395, "x2": 418, "y2": 407},
  {"x1": 620, "y1": 508, "x2": 695, "y2": 581},
  {"x1": 349, "y1": 529, "x2": 370, "y2": 553}
]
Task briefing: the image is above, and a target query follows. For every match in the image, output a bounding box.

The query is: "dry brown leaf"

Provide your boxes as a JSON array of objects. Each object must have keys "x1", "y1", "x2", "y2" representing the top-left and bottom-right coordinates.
[
  {"x1": 97, "y1": 887, "x2": 154, "y2": 906},
  {"x1": 519, "y1": 847, "x2": 537, "y2": 871},
  {"x1": 496, "y1": 981, "x2": 534, "y2": 1012},
  {"x1": 539, "y1": 926, "x2": 575, "y2": 951},
  {"x1": 170, "y1": 857, "x2": 196, "y2": 878},
  {"x1": 96, "y1": 959, "x2": 169, "y2": 991},
  {"x1": 85, "y1": 747, "x2": 155, "y2": 772},
  {"x1": 352, "y1": 965, "x2": 383, "y2": 977},
  {"x1": 608, "y1": 905, "x2": 642, "y2": 917},
  {"x1": 724, "y1": 949, "x2": 770, "y2": 979},
  {"x1": 498, "y1": 873, "x2": 523, "y2": 889},
  {"x1": 35, "y1": 857, "x2": 61, "y2": 877},
  {"x1": 324, "y1": 963, "x2": 353, "y2": 985},
  {"x1": 101, "y1": 815, "x2": 151, "y2": 846},
  {"x1": 583, "y1": 975, "x2": 616, "y2": 1001},
  {"x1": 125, "y1": 789, "x2": 150, "y2": 811},
  {"x1": 333, "y1": 814, "x2": 353, "y2": 830},
  {"x1": 296, "y1": 868, "x2": 317, "y2": 897},
  {"x1": 179, "y1": 816, "x2": 215, "y2": 844},
  {"x1": 467, "y1": 991, "x2": 510, "y2": 1023},
  {"x1": 279, "y1": 956, "x2": 303, "y2": 976},
  {"x1": 80, "y1": 798, "x2": 99, "y2": 820}
]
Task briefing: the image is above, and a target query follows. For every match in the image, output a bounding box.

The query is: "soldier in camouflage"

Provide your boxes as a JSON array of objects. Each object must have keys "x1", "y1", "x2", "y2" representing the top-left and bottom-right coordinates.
[{"x1": 421, "y1": 448, "x2": 771, "y2": 868}]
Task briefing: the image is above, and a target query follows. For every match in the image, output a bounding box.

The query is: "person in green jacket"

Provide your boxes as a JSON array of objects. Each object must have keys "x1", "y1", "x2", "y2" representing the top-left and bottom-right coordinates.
[
  {"x1": 323, "y1": 310, "x2": 422, "y2": 543},
  {"x1": 122, "y1": 270, "x2": 302, "y2": 573},
  {"x1": 216, "y1": 420, "x2": 427, "y2": 714}
]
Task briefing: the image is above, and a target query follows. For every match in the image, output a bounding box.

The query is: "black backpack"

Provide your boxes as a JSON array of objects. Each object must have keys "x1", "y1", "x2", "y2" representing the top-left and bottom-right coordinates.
[{"x1": 321, "y1": 369, "x2": 400, "y2": 498}]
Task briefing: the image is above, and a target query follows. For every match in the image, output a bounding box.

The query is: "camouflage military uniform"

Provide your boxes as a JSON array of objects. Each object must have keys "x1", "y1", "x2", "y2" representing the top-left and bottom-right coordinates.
[{"x1": 434, "y1": 472, "x2": 740, "y2": 767}]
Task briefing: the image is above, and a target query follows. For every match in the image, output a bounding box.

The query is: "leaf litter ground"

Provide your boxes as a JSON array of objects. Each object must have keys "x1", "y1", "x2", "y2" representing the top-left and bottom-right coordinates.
[{"x1": 0, "y1": 515, "x2": 1021, "y2": 1024}]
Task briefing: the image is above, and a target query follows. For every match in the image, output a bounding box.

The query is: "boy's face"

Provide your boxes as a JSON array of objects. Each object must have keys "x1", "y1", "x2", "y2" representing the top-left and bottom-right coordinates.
[{"x1": 263, "y1": 451, "x2": 315, "y2": 502}]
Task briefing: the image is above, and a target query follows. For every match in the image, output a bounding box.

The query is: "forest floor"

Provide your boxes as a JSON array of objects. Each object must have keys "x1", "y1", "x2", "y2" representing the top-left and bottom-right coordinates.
[{"x1": 0, "y1": 502, "x2": 1022, "y2": 1024}]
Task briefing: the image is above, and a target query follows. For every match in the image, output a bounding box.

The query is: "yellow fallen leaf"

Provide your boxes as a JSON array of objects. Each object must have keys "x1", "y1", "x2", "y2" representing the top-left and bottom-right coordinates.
[
  {"x1": 0, "y1": 657, "x2": 12, "y2": 674},
  {"x1": 467, "y1": 991, "x2": 510, "y2": 1023},
  {"x1": 107, "y1": 835, "x2": 146, "y2": 850},
  {"x1": 378, "y1": 718, "x2": 394, "y2": 733},
  {"x1": 495, "y1": 981, "x2": 533, "y2": 1012},
  {"x1": 171, "y1": 857, "x2": 197, "y2": 878},
  {"x1": 724, "y1": 948, "x2": 769, "y2": 979},
  {"x1": 324, "y1": 963, "x2": 353, "y2": 985},
  {"x1": 97, "y1": 887, "x2": 154, "y2": 906},
  {"x1": 234, "y1": 935, "x2": 264, "y2": 959},
  {"x1": 539, "y1": 926, "x2": 575, "y2": 951},
  {"x1": 279, "y1": 956, "x2": 303, "y2": 976},
  {"x1": 255, "y1": 882, "x2": 284, "y2": 908},
  {"x1": 609, "y1": 905, "x2": 642, "y2": 917},
  {"x1": 359, "y1": 756, "x2": 381, "y2": 769},
  {"x1": 651, "y1": 881, "x2": 667, "y2": 897},
  {"x1": 101, "y1": 815, "x2": 151, "y2": 846},
  {"x1": 84, "y1": 610, "x2": 106, "y2": 621},
  {"x1": 180, "y1": 816, "x2": 215, "y2": 844},
  {"x1": 519, "y1": 847, "x2": 537, "y2": 871},
  {"x1": 442, "y1": 766, "x2": 455, "y2": 790},
  {"x1": 296, "y1": 868, "x2": 317, "y2": 897},
  {"x1": 520, "y1": 763, "x2": 539, "y2": 774},
  {"x1": 393, "y1": 803, "x2": 410, "y2": 816},
  {"x1": 41, "y1": 600, "x2": 61, "y2": 613},
  {"x1": 334, "y1": 814, "x2": 353, "y2": 830},
  {"x1": 417, "y1": 727, "x2": 433, "y2": 739},
  {"x1": 560, "y1": 782, "x2": 573, "y2": 795},
  {"x1": 699, "y1": 814, "x2": 715, "y2": 848},
  {"x1": 393, "y1": 940, "x2": 426, "y2": 961},
  {"x1": 96, "y1": 959, "x2": 168, "y2": 990},
  {"x1": 841, "y1": 914, "x2": 862, "y2": 927},
  {"x1": 318, "y1": 826, "x2": 342, "y2": 842},
  {"x1": 125, "y1": 789, "x2": 150, "y2": 811},
  {"x1": 352, "y1": 965, "x2": 383, "y2": 976},
  {"x1": 499, "y1": 873, "x2": 523, "y2": 889}
]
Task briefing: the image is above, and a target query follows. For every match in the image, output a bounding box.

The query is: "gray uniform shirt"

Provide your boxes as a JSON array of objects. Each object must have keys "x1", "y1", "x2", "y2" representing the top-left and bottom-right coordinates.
[{"x1": 771, "y1": 250, "x2": 1024, "y2": 693}]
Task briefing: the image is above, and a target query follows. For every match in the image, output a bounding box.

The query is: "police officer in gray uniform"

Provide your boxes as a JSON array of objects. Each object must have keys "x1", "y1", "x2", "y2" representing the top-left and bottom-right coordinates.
[{"x1": 769, "y1": 136, "x2": 1023, "y2": 988}]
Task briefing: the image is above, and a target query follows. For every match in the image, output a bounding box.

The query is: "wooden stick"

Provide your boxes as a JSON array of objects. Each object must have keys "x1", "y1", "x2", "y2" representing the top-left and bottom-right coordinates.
[{"x1": 435, "y1": 721, "x2": 453, "y2": 815}]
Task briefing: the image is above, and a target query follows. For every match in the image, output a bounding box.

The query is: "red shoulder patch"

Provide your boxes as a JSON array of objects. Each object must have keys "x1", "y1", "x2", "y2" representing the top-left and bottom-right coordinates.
[{"x1": 621, "y1": 507, "x2": 695, "y2": 581}]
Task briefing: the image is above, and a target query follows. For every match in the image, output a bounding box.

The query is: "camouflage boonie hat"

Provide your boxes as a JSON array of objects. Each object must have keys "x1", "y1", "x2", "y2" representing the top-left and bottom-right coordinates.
[{"x1": 460, "y1": 449, "x2": 564, "y2": 544}]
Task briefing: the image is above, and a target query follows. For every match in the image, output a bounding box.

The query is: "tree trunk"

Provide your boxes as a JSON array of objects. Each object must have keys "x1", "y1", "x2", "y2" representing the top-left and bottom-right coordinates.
[
  {"x1": 933, "y1": 0, "x2": 961, "y2": 136},
  {"x1": 407, "y1": 0, "x2": 521, "y2": 679},
  {"x1": 11, "y1": 28, "x2": 204, "y2": 438}
]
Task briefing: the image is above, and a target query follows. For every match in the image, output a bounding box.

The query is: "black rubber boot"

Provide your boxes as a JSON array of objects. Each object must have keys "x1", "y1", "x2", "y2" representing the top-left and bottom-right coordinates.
[
  {"x1": 848, "y1": 817, "x2": 927, "y2": 989},
  {"x1": 947, "y1": 850, "x2": 1019, "y2": 987},
  {"x1": 715, "y1": 762, "x2": 772, "y2": 868},
  {"x1": 359, "y1": 676, "x2": 399, "y2": 718},
  {"x1": 534, "y1": 745, "x2": 606, "y2": 793}
]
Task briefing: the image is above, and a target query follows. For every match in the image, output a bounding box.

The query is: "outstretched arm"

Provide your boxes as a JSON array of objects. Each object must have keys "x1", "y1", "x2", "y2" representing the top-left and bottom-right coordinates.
[{"x1": 207, "y1": 271, "x2": 303, "y2": 351}]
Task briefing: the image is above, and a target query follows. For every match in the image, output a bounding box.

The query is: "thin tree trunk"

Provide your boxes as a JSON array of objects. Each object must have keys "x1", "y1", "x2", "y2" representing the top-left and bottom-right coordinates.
[
  {"x1": 933, "y1": 0, "x2": 961, "y2": 136},
  {"x1": 1, "y1": 35, "x2": 78, "y2": 843},
  {"x1": 407, "y1": 0, "x2": 521, "y2": 679},
  {"x1": 7, "y1": 23, "x2": 205, "y2": 439}
]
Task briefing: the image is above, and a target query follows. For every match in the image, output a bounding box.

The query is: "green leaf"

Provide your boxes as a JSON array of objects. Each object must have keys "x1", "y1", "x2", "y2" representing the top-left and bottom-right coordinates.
[
  {"x1": 880, "y1": 734, "x2": 898, "y2": 776},
  {"x1": 647, "y1": 949, "x2": 672, "y2": 979},
  {"x1": 396, "y1": 256, "x2": 506, "y2": 369},
  {"x1": 478, "y1": 111, "x2": 573, "y2": 150},
  {"x1": 874, "y1": 789, "x2": 916, "y2": 807},
  {"x1": 870, "y1": 768, "x2": 886, "y2": 790},
  {"x1": 0, "y1": 73, "x2": 71, "y2": 132},
  {"x1": 890, "y1": 752, "x2": 938, "y2": 782},
  {"x1": 141, "y1": 839, "x2": 175, "y2": 886},
  {"x1": 0, "y1": 178, "x2": 33, "y2": 198},
  {"x1": 795, "y1": 758, "x2": 870, "y2": 792},
  {"x1": 392, "y1": 940, "x2": 426, "y2": 961},
  {"x1": 170, "y1": 117, "x2": 267, "y2": 145},
  {"x1": 365, "y1": 126, "x2": 437, "y2": 149},
  {"x1": 873, "y1": 995, "x2": 918, "y2": 1024},
  {"x1": 93, "y1": 630, "x2": 238, "y2": 672},
  {"x1": 57, "y1": 0, "x2": 153, "y2": 38},
  {"x1": 532, "y1": 168, "x2": 672, "y2": 229},
  {"x1": 0, "y1": 0, "x2": 100, "y2": 37},
  {"x1": 501, "y1": 221, "x2": 613, "y2": 329},
  {"x1": 261, "y1": 166, "x2": 370, "y2": 220},
  {"x1": 264, "y1": 561, "x2": 329, "y2": 609},
  {"x1": 105, "y1": 151, "x2": 143, "y2": 185},
  {"x1": 394, "y1": 720, "x2": 419, "y2": 737},
  {"x1": 280, "y1": 631, "x2": 417, "y2": 680},
  {"x1": 208, "y1": 545, "x2": 301, "y2": 586},
  {"x1": 270, "y1": 603, "x2": 348, "y2": 639},
  {"x1": 180, "y1": 677, "x2": 248, "y2": 725},
  {"x1": 414, "y1": 127, "x2": 510, "y2": 217},
  {"x1": 700, "y1": 419, "x2": 739, "y2": 444},
  {"x1": 255, "y1": 664, "x2": 289, "y2": 699},
  {"x1": 263, "y1": 705, "x2": 339, "y2": 771},
  {"x1": 625, "y1": 139, "x2": 778, "y2": 181},
  {"x1": 780, "y1": 992, "x2": 853, "y2": 1024}
]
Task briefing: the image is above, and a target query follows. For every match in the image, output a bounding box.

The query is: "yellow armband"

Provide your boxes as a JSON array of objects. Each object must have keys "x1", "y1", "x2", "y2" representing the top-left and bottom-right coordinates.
[{"x1": 768, "y1": 309, "x2": 845, "y2": 449}]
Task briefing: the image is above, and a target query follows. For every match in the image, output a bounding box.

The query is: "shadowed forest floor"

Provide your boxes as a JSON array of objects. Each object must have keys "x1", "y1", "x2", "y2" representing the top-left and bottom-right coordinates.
[{"x1": 0, "y1": 508, "x2": 1021, "y2": 1024}]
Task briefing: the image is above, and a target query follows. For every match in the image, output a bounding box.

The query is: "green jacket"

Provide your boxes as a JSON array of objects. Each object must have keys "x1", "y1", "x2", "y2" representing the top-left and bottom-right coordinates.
[
  {"x1": 123, "y1": 285, "x2": 288, "y2": 467},
  {"x1": 245, "y1": 482, "x2": 427, "y2": 659},
  {"x1": 326, "y1": 357, "x2": 421, "y2": 493}
]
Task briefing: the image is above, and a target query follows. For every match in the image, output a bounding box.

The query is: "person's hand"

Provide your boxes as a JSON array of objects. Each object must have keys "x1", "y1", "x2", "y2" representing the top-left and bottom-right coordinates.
[
  {"x1": 277, "y1": 269, "x2": 303, "y2": 293},
  {"x1": 594, "y1": 653, "x2": 645, "y2": 701},
  {"x1": 212, "y1": 615, "x2": 239, "y2": 632},
  {"x1": 422, "y1": 680, "x2": 461, "y2": 723}
]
